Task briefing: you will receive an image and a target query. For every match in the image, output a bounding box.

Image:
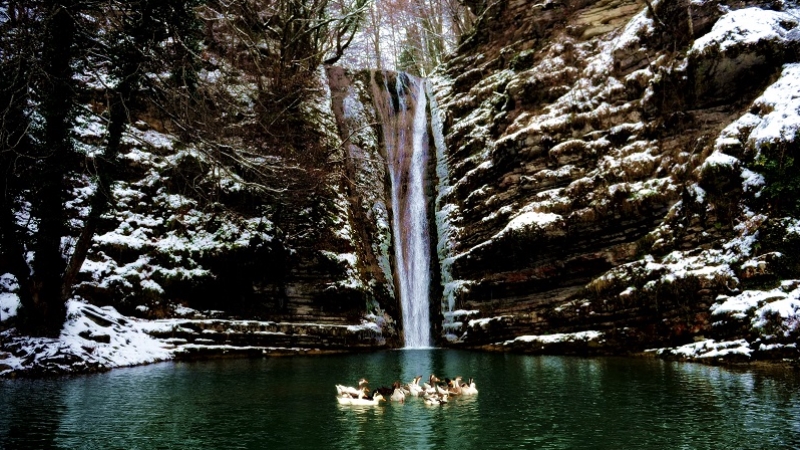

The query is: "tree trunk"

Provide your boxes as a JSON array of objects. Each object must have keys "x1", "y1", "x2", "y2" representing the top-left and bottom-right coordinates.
[{"x1": 16, "y1": 2, "x2": 77, "y2": 337}]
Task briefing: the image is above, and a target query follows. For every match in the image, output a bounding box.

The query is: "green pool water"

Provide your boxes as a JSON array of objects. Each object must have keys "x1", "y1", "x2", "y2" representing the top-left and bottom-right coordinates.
[{"x1": 2, "y1": 350, "x2": 799, "y2": 449}]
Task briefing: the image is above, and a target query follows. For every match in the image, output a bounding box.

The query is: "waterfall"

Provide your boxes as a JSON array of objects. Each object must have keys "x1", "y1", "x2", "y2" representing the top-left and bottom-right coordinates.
[{"x1": 373, "y1": 72, "x2": 432, "y2": 348}]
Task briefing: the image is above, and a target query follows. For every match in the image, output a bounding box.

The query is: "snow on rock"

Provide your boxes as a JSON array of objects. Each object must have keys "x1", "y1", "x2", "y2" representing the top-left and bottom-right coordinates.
[
  {"x1": 320, "y1": 250, "x2": 365, "y2": 291},
  {"x1": 62, "y1": 301, "x2": 173, "y2": 366},
  {"x1": 740, "y1": 169, "x2": 765, "y2": 194},
  {"x1": 612, "y1": 8, "x2": 654, "y2": 54},
  {"x1": 747, "y1": 63, "x2": 800, "y2": 148},
  {"x1": 504, "y1": 330, "x2": 604, "y2": 345},
  {"x1": 711, "y1": 289, "x2": 785, "y2": 321},
  {"x1": 700, "y1": 151, "x2": 739, "y2": 171},
  {"x1": 691, "y1": 8, "x2": 800, "y2": 55},
  {"x1": 346, "y1": 320, "x2": 381, "y2": 334},
  {"x1": 0, "y1": 293, "x2": 19, "y2": 322},
  {"x1": 498, "y1": 211, "x2": 562, "y2": 236},
  {"x1": 707, "y1": 62, "x2": 800, "y2": 181},
  {"x1": 689, "y1": 7, "x2": 800, "y2": 103},
  {"x1": 588, "y1": 248, "x2": 740, "y2": 299},
  {"x1": 655, "y1": 281, "x2": 800, "y2": 361},
  {"x1": 0, "y1": 300, "x2": 173, "y2": 377},
  {"x1": 753, "y1": 298, "x2": 800, "y2": 337},
  {"x1": 441, "y1": 309, "x2": 480, "y2": 341},
  {"x1": 443, "y1": 309, "x2": 480, "y2": 321},
  {"x1": 468, "y1": 315, "x2": 513, "y2": 329},
  {"x1": 78, "y1": 135, "x2": 276, "y2": 303},
  {"x1": 499, "y1": 331, "x2": 607, "y2": 353},
  {"x1": 656, "y1": 339, "x2": 753, "y2": 360}
]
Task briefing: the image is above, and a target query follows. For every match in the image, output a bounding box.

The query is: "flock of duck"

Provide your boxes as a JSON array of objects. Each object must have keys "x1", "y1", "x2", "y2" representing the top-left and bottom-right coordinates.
[{"x1": 335, "y1": 374, "x2": 478, "y2": 406}]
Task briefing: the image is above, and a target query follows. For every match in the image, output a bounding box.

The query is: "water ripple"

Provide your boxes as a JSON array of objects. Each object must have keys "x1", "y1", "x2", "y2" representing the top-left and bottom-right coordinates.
[{"x1": 1, "y1": 353, "x2": 799, "y2": 449}]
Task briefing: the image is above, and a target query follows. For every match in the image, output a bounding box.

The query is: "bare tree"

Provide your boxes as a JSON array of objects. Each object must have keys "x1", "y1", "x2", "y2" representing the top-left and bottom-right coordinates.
[{"x1": 340, "y1": 0, "x2": 475, "y2": 74}]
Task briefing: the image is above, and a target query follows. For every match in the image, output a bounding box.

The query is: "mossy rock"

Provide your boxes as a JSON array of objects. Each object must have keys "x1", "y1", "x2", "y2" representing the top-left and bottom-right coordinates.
[
  {"x1": 757, "y1": 218, "x2": 800, "y2": 277},
  {"x1": 698, "y1": 157, "x2": 741, "y2": 197},
  {"x1": 509, "y1": 50, "x2": 536, "y2": 71}
]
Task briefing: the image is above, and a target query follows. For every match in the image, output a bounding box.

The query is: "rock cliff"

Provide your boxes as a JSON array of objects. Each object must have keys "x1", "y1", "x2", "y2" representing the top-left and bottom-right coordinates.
[
  {"x1": 4, "y1": 0, "x2": 800, "y2": 377},
  {"x1": 1, "y1": 50, "x2": 398, "y2": 377},
  {"x1": 431, "y1": 0, "x2": 800, "y2": 361}
]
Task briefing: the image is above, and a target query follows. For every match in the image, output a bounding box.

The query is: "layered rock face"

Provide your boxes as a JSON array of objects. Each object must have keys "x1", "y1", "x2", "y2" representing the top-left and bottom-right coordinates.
[
  {"x1": 432, "y1": 0, "x2": 800, "y2": 359},
  {"x1": 6, "y1": 0, "x2": 800, "y2": 376}
]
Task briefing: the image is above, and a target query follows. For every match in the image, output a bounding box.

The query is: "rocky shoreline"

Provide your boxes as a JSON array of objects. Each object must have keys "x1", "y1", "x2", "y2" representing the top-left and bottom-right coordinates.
[{"x1": 2, "y1": 301, "x2": 796, "y2": 379}]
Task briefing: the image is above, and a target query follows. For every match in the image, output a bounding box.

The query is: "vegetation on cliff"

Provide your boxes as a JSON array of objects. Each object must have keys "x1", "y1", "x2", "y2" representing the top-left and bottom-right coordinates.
[{"x1": 0, "y1": 0, "x2": 400, "y2": 375}]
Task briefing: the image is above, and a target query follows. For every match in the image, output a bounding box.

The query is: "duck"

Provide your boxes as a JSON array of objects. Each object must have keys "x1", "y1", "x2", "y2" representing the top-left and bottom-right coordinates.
[
  {"x1": 448, "y1": 376, "x2": 463, "y2": 395},
  {"x1": 336, "y1": 378, "x2": 369, "y2": 399},
  {"x1": 405, "y1": 375, "x2": 424, "y2": 397},
  {"x1": 423, "y1": 392, "x2": 448, "y2": 405},
  {"x1": 376, "y1": 385, "x2": 394, "y2": 397},
  {"x1": 337, "y1": 390, "x2": 385, "y2": 406},
  {"x1": 422, "y1": 374, "x2": 440, "y2": 395},
  {"x1": 460, "y1": 377, "x2": 478, "y2": 395},
  {"x1": 390, "y1": 381, "x2": 406, "y2": 403}
]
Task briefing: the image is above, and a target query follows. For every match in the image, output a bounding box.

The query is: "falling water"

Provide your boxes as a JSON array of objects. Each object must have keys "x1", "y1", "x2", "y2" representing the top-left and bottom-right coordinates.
[{"x1": 373, "y1": 72, "x2": 432, "y2": 348}]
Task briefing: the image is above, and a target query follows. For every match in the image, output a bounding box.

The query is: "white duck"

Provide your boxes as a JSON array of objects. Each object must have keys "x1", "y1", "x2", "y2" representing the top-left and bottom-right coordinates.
[
  {"x1": 422, "y1": 374, "x2": 440, "y2": 395},
  {"x1": 405, "y1": 375, "x2": 424, "y2": 397},
  {"x1": 423, "y1": 392, "x2": 448, "y2": 405},
  {"x1": 448, "y1": 376, "x2": 463, "y2": 395},
  {"x1": 335, "y1": 378, "x2": 369, "y2": 399},
  {"x1": 390, "y1": 389, "x2": 406, "y2": 402},
  {"x1": 460, "y1": 377, "x2": 478, "y2": 395},
  {"x1": 337, "y1": 391, "x2": 385, "y2": 406}
]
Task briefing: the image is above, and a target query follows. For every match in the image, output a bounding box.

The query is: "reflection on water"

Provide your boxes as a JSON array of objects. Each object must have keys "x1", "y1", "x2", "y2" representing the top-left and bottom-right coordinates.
[
  {"x1": 1, "y1": 351, "x2": 800, "y2": 449},
  {"x1": 0, "y1": 379, "x2": 65, "y2": 450}
]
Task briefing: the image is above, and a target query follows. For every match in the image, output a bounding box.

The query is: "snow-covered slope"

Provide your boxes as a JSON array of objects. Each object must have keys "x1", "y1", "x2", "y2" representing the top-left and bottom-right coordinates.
[{"x1": 1, "y1": 300, "x2": 387, "y2": 377}]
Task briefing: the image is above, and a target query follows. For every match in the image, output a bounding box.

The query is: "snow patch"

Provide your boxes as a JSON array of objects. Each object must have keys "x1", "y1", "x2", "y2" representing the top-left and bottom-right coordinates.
[
  {"x1": 753, "y1": 298, "x2": 800, "y2": 335},
  {"x1": 494, "y1": 211, "x2": 563, "y2": 240},
  {"x1": 0, "y1": 300, "x2": 173, "y2": 376},
  {"x1": 503, "y1": 330, "x2": 604, "y2": 346},
  {"x1": 692, "y1": 8, "x2": 800, "y2": 54},
  {"x1": 748, "y1": 63, "x2": 800, "y2": 148},
  {"x1": 658, "y1": 339, "x2": 753, "y2": 359},
  {"x1": 0, "y1": 293, "x2": 19, "y2": 322}
]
